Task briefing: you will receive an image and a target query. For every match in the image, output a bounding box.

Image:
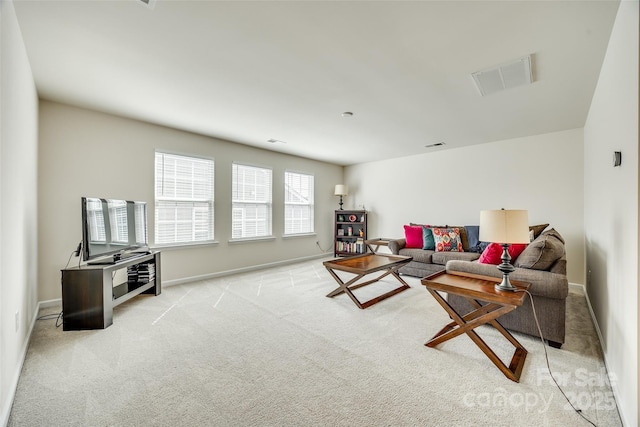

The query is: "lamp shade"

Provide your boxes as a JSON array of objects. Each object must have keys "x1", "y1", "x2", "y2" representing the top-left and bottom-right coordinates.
[
  {"x1": 334, "y1": 184, "x2": 348, "y2": 196},
  {"x1": 479, "y1": 209, "x2": 530, "y2": 244}
]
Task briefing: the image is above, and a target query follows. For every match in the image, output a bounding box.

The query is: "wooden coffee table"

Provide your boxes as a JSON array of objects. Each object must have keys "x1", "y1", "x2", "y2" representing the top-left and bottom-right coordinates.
[
  {"x1": 421, "y1": 271, "x2": 531, "y2": 382},
  {"x1": 323, "y1": 253, "x2": 412, "y2": 309}
]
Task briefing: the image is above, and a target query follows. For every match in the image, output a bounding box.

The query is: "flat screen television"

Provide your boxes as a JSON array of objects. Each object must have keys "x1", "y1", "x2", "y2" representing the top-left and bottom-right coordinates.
[{"x1": 81, "y1": 197, "x2": 149, "y2": 263}]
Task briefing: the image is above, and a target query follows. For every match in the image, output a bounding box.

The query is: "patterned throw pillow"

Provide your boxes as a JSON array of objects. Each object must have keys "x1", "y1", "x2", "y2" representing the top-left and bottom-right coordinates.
[{"x1": 431, "y1": 227, "x2": 463, "y2": 252}]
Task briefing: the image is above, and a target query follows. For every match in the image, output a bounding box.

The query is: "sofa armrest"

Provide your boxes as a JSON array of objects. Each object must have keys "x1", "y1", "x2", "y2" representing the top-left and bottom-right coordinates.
[
  {"x1": 445, "y1": 260, "x2": 568, "y2": 300},
  {"x1": 388, "y1": 238, "x2": 406, "y2": 255}
]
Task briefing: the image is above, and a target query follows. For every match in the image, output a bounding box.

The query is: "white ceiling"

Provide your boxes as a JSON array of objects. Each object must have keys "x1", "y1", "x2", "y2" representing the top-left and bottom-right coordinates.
[{"x1": 13, "y1": 0, "x2": 620, "y2": 166}]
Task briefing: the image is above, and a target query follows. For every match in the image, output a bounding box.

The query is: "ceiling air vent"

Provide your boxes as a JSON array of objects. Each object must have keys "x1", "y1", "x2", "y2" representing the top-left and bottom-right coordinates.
[
  {"x1": 471, "y1": 55, "x2": 533, "y2": 96},
  {"x1": 425, "y1": 142, "x2": 446, "y2": 148},
  {"x1": 137, "y1": 0, "x2": 156, "y2": 9}
]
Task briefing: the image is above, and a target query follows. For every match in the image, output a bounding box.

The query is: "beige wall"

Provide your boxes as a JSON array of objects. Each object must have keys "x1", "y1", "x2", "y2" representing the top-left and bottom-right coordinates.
[
  {"x1": 37, "y1": 101, "x2": 343, "y2": 301},
  {"x1": 344, "y1": 128, "x2": 585, "y2": 284},
  {"x1": 0, "y1": 0, "x2": 39, "y2": 424},
  {"x1": 584, "y1": 1, "x2": 639, "y2": 425}
]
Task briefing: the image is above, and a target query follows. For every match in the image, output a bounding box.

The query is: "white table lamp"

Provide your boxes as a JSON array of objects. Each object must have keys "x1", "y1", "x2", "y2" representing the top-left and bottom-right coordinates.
[{"x1": 479, "y1": 209, "x2": 530, "y2": 291}]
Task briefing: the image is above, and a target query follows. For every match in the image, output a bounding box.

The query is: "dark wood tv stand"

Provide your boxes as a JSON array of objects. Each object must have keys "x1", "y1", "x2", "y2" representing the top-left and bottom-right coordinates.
[{"x1": 61, "y1": 251, "x2": 161, "y2": 330}]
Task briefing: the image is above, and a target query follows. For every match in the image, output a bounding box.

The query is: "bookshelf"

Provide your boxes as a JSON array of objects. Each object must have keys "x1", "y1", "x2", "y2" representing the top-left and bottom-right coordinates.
[{"x1": 334, "y1": 210, "x2": 367, "y2": 256}]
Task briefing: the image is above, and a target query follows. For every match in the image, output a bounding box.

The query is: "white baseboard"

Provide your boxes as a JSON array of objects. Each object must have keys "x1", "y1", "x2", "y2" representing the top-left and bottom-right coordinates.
[
  {"x1": 582, "y1": 287, "x2": 627, "y2": 427},
  {"x1": 568, "y1": 282, "x2": 585, "y2": 295},
  {"x1": 1, "y1": 299, "x2": 51, "y2": 427},
  {"x1": 38, "y1": 298, "x2": 62, "y2": 309},
  {"x1": 163, "y1": 252, "x2": 332, "y2": 287}
]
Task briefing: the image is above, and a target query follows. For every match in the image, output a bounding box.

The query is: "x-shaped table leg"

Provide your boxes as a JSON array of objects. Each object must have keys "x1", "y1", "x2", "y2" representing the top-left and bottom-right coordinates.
[
  {"x1": 325, "y1": 265, "x2": 410, "y2": 309},
  {"x1": 425, "y1": 289, "x2": 528, "y2": 382}
]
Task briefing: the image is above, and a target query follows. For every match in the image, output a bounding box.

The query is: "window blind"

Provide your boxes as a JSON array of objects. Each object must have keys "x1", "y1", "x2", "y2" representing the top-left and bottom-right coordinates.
[
  {"x1": 284, "y1": 171, "x2": 314, "y2": 235},
  {"x1": 232, "y1": 163, "x2": 272, "y2": 239},
  {"x1": 155, "y1": 152, "x2": 214, "y2": 245}
]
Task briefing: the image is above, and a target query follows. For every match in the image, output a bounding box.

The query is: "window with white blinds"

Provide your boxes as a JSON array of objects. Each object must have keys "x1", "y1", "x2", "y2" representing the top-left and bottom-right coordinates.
[
  {"x1": 155, "y1": 152, "x2": 214, "y2": 245},
  {"x1": 284, "y1": 171, "x2": 314, "y2": 235},
  {"x1": 232, "y1": 163, "x2": 272, "y2": 239}
]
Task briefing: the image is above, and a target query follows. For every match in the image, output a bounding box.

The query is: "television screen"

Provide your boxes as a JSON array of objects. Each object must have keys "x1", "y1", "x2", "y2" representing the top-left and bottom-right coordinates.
[{"x1": 81, "y1": 197, "x2": 148, "y2": 262}]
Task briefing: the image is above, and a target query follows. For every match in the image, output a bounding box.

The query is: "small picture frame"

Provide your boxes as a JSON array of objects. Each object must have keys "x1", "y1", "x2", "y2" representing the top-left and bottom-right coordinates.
[{"x1": 337, "y1": 229, "x2": 345, "y2": 236}]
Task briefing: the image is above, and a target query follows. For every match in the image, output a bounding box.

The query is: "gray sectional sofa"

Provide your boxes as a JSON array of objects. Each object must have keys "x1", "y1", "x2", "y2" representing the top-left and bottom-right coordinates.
[{"x1": 388, "y1": 226, "x2": 569, "y2": 347}]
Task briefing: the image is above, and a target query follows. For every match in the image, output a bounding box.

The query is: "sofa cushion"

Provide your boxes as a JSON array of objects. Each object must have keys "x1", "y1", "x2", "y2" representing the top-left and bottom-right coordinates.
[
  {"x1": 422, "y1": 226, "x2": 435, "y2": 250},
  {"x1": 465, "y1": 225, "x2": 487, "y2": 253},
  {"x1": 541, "y1": 228, "x2": 565, "y2": 244},
  {"x1": 465, "y1": 225, "x2": 479, "y2": 247},
  {"x1": 432, "y1": 227, "x2": 463, "y2": 252},
  {"x1": 529, "y1": 223, "x2": 549, "y2": 239},
  {"x1": 514, "y1": 233, "x2": 564, "y2": 270},
  {"x1": 399, "y1": 248, "x2": 434, "y2": 264},
  {"x1": 403, "y1": 225, "x2": 423, "y2": 248},
  {"x1": 432, "y1": 251, "x2": 481, "y2": 265},
  {"x1": 478, "y1": 242, "x2": 528, "y2": 265},
  {"x1": 449, "y1": 226, "x2": 469, "y2": 251}
]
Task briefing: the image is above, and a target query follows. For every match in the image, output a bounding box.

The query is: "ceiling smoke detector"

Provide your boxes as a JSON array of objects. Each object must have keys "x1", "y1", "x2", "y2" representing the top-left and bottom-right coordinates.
[{"x1": 471, "y1": 55, "x2": 533, "y2": 96}]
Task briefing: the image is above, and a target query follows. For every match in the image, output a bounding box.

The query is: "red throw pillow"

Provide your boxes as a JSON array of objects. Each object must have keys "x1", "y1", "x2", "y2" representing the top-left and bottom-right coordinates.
[
  {"x1": 404, "y1": 225, "x2": 424, "y2": 248},
  {"x1": 479, "y1": 243, "x2": 528, "y2": 265},
  {"x1": 509, "y1": 243, "x2": 528, "y2": 262}
]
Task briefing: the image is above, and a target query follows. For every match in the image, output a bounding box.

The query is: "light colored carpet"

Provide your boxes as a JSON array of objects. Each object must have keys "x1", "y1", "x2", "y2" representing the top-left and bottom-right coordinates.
[{"x1": 9, "y1": 258, "x2": 622, "y2": 426}]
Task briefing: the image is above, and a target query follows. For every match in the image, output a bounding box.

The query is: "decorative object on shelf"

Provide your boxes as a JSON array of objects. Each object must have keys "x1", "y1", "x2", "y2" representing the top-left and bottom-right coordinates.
[
  {"x1": 348, "y1": 214, "x2": 357, "y2": 222},
  {"x1": 334, "y1": 184, "x2": 348, "y2": 210},
  {"x1": 479, "y1": 209, "x2": 530, "y2": 292}
]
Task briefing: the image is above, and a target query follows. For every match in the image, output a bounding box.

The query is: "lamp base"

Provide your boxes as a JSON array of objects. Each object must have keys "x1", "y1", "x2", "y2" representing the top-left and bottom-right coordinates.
[
  {"x1": 495, "y1": 277, "x2": 518, "y2": 292},
  {"x1": 495, "y1": 243, "x2": 518, "y2": 292},
  {"x1": 338, "y1": 195, "x2": 344, "y2": 210}
]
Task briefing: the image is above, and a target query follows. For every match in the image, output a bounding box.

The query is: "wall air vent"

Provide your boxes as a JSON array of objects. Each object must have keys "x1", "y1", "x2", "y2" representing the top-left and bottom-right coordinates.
[{"x1": 471, "y1": 55, "x2": 533, "y2": 96}]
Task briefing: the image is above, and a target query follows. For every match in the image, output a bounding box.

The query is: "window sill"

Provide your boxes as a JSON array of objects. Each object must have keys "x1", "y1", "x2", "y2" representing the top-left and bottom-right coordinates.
[
  {"x1": 151, "y1": 241, "x2": 219, "y2": 250},
  {"x1": 228, "y1": 236, "x2": 276, "y2": 244},
  {"x1": 283, "y1": 233, "x2": 317, "y2": 239}
]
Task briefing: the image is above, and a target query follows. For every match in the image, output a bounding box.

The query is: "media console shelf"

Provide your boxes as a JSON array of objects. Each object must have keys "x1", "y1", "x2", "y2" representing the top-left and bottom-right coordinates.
[{"x1": 61, "y1": 251, "x2": 161, "y2": 331}]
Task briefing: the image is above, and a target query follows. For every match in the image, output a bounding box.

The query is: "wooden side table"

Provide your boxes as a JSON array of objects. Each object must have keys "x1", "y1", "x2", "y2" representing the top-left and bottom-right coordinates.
[
  {"x1": 364, "y1": 238, "x2": 392, "y2": 254},
  {"x1": 421, "y1": 271, "x2": 531, "y2": 382}
]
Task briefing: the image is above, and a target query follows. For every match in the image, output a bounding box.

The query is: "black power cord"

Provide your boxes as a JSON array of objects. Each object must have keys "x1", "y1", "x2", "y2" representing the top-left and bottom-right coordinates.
[
  {"x1": 315, "y1": 240, "x2": 333, "y2": 253},
  {"x1": 36, "y1": 312, "x2": 63, "y2": 328},
  {"x1": 518, "y1": 289, "x2": 598, "y2": 427},
  {"x1": 51, "y1": 243, "x2": 84, "y2": 328}
]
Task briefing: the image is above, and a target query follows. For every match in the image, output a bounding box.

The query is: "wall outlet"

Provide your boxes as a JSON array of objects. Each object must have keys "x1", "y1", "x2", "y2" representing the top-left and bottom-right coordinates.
[{"x1": 15, "y1": 311, "x2": 20, "y2": 332}]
